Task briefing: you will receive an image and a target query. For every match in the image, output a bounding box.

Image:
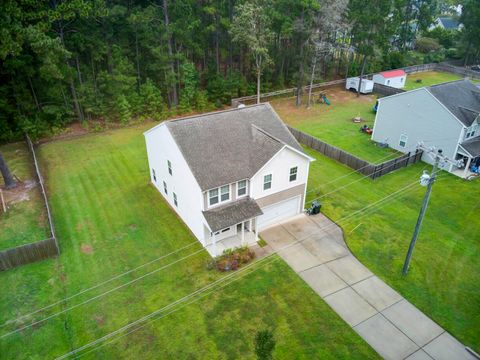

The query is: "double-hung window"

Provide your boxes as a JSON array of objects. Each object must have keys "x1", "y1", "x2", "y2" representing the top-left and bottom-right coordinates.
[
  {"x1": 237, "y1": 180, "x2": 247, "y2": 197},
  {"x1": 152, "y1": 169, "x2": 156, "y2": 182},
  {"x1": 208, "y1": 185, "x2": 230, "y2": 207},
  {"x1": 263, "y1": 174, "x2": 272, "y2": 190},
  {"x1": 173, "y1": 192, "x2": 178, "y2": 207},
  {"x1": 163, "y1": 181, "x2": 168, "y2": 195},
  {"x1": 167, "y1": 160, "x2": 172, "y2": 175},
  {"x1": 220, "y1": 185, "x2": 230, "y2": 202},
  {"x1": 399, "y1": 134, "x2": 408, "y2": 148},
  {"x1": 209, "y1": 188, "x2": 219, "y2": 206},
  {"x1": 289, "y1": 167, "x2": 298, "y2": 182}
]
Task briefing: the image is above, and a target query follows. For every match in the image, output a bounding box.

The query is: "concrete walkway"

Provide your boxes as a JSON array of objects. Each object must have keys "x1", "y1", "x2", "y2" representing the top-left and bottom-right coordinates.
[{"x1": 260, "y1": 214, "x2": 476, "y2": 360}]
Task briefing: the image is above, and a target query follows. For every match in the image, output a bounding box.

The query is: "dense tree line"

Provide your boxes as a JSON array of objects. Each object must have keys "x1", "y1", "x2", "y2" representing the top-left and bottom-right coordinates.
[{"x1": 0, "y1": 0, "x2": 478, "y2": 143}]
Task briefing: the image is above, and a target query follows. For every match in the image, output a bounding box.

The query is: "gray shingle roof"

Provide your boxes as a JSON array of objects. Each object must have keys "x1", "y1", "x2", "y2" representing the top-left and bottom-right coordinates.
[
  {"x1": 428, "y1": 80, "x2": 480, "y2": 126},
  {"x1": 165, "y1": 103, "x2": 304, "y2": 191},
  {"x1": 460, "y1": 138, "x2": 480, "y2": 157},
  {"x1": 438, "y1": 17, "x2": 460, "y2": 30},
  {"x1": 202, "y1": 197, "x2": 263, "y2": 232}
]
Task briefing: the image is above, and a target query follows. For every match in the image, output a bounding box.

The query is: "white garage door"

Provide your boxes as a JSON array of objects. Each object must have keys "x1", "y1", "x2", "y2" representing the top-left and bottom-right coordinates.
[{"x1": 257, "y1": 196, "x2": 301, "y2": 230}]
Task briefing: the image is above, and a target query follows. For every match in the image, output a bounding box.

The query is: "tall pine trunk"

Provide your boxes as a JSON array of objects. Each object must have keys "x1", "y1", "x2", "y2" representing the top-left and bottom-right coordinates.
[
  {"x1": 163, "y1": 0, "x2": 178, "y2": 107},
  {"x1": 307, "y1": 55, "x2": 317, "y2": 108},
  {"x1": 357, "y1": 55, "x2": 368, "y2": 97},
  {"x1": 0, "y1": 152, "x2": 17, "y2": 189}
]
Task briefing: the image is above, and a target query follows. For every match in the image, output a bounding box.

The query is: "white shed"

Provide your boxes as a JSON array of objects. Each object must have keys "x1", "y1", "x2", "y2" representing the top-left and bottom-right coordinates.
[
  {"x1": 373, "y1": 70, "x2": 407, "y2": 88},
  {"x1": 345, "y1": 77, "x2": 374, "y2": 94}
]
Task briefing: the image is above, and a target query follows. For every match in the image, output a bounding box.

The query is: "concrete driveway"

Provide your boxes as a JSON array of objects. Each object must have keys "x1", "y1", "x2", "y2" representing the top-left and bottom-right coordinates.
[{"x1": 260, "y1": 214, "x2": 476, "y2": 360}]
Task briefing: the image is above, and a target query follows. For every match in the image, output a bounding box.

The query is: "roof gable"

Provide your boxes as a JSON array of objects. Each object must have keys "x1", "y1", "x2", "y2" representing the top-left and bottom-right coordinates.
[
  {"x1": 427, "y1": 80, "x2": 480, "y2": 127},
  {"x1": 157, "y1": 103, "x2": 304, "y2": 191},
  {"x1": 380, "y1": 70, "x2": 406, "y2": 78}
]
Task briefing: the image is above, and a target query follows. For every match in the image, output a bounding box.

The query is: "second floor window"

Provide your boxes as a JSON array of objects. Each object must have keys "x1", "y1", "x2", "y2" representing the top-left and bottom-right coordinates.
[
  {"x1": 163, "y1": 181, "x2": 168, "y2": 195},
  {"x1": 220, "y1": 185, "x2": 230, "y2": 202},
  {"x1": 289, "y1": 167, "x2": 298, "y2": 182},
  {"x1": 263, "y1": 174, "x2": 272, "y2": 190},
  {"x1": 209, "y1": 188, "x2": 219, "y2": 205},
  {"x1": 208, "y1": 185, "x2": 231, "y2": 206},
  {"x1": 237, "y1": 180, "x2": 247, "y2": 197},
  {"x1": 167, "y1": 160, "x2": 172, "y2": 175}
]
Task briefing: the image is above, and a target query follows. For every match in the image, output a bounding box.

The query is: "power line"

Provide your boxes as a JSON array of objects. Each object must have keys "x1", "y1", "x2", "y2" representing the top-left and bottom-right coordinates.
[
  {"x1": 0, "y1": 248, "x2": 205, "y2": 339},
  {"x1": 1, "y1": 167, "x2": 423, "y2": 339},
  {"x1": 1, "y1": 154, "x2": 421, "y2": 332},
  {"x1": 54, "y1": 180, "x2": 420, "y2": 359},
  {"x1": 0, "y1": 241, "x2": 199, "y2": 329}
]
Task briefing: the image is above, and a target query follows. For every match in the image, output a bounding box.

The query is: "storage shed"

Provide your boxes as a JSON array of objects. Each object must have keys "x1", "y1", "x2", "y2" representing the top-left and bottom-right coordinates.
[{"x1": 373, "y1": 70, "x2": 407, "y2": 89}]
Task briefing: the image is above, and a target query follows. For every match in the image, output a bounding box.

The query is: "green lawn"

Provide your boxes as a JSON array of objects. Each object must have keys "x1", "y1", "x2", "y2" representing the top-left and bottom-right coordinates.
[
  {"x1": 271, "y1": 88, "x2": 399, "y2": 164},
  {"x1": 0, "y1": 142, "x2": 49, "y2": 250},
  {"x1": 404, "y1": 71, "x2": 464, "y2": 90},
  {"x1": 304, "y1": 146, "x2": 480, "y2": 352},
  {"x1": 0, "y1": 125, "x2": 377, "y2": 359}
]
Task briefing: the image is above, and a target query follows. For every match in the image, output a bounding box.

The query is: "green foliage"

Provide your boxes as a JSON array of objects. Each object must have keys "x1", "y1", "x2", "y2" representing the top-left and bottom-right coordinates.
[
  {"x1": 423, "y1": 27, "x2": 457, "y2": 48},
  {"x1": 254, "y1": 329, "x2": 276, "y2": 360},
  {"x1": 415, "y1": 37, "x2": 442, "y2": 53},
  {"x1": 116, "y1": 94, "x2": 132, "y2": 124},
  {"x1": 139, "y1": 79, "x2": 166, "y2": 121},
  {"x1": 0, "y1": 0, "x2": 464, "y2": 143}
]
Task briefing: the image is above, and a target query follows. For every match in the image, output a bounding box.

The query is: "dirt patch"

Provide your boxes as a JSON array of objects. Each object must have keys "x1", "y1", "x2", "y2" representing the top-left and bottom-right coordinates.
[
  {"x1": 0, "y1": 180, "x2": 37, "y2": 205},
  {"x1": 81, "y1": 243, "x2": 94, "y2": 254},
  {"x1": 94, "y1": 315, "x2": 105, "y2": 326}
]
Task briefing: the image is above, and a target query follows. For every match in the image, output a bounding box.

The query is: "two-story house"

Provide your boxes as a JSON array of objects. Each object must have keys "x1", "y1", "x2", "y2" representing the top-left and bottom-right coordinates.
[
  {"x1": 372, "y1": 79, "x2": 480, "y2": 178},
  {"x1": 144, "y1": 103, "x2": 314, "y2": 256}
]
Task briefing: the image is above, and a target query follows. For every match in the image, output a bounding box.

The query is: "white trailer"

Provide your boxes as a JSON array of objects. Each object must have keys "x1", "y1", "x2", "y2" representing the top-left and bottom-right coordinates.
[{"x1": 346, "y1": 77, "x2": 374, "y2": 94}]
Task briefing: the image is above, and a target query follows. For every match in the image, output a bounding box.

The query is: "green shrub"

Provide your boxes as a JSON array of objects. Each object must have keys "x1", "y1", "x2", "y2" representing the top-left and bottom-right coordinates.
[
  {"x1": 415, "y1": 37, "x2": 442, "y2": 53},
  {"x1": 254, "y1": 329, "x2": 275, "y2": 360}
]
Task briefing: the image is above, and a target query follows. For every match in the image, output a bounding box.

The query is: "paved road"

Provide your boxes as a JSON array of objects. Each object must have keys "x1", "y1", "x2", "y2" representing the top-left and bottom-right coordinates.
[{"x1": 260, "y1": 214, "x2": 477, "y2": 360}]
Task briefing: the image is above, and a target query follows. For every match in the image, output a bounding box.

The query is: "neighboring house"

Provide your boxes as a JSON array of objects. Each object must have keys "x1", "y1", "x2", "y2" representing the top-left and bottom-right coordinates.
[
  {"x1": 144, "y1": 103, "x2": 314, "y2": 256},
  {"x1": 428, "y1": 16, "x2": 463, "y2": 31},
  {"x1": 372, "y1": 79, "x2": 480, "y2": 177},
  {"x1": 373, "y1": 70, "x2": 407, "y2": 89}
]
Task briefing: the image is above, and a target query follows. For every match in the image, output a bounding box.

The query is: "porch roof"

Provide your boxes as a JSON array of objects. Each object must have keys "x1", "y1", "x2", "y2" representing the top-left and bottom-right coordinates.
[
  {"x1": 460, "y1": 138, "x2": 480, "y2": 157},
  {"x1": 203, "y1": 197, "x2": 263, "y2": 233}
]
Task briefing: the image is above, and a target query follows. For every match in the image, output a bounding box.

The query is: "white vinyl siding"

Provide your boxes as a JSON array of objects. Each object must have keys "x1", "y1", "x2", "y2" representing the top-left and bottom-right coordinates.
[
  {"x1": 263, "y1": 174, "x2": 272, "y2": 190},
  {"x1": 237, "y1": 180, "x2": 247, "y2": 197}
]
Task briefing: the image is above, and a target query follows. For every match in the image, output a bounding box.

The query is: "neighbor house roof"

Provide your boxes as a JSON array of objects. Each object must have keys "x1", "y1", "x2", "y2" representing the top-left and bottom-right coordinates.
[
  {"x1": 460, "y1": 138, "x2": 480, "y2": 157},
  {"x1": 163, "y1": 103, "x2": 306, "y2": 191},
  {"x1": 427, "y1": 80, "x2": 480, "y2": 127},
  {"x1": 202, "y1": 197, "x2": 263, "y2": 232},
  {"x1": 438, "y1": 17, "x2": 460, "y2": 30},
  {"x1": 379, "y1": 70, "x2": 406, "y2": 78}
]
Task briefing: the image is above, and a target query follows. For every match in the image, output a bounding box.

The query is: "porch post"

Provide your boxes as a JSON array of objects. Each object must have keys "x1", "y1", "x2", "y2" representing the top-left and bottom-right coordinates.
[
  {"x1": 464, "y1": 157, "x2": 472, "y2": 177},
  {"x1": 254, "y1": 218, "x2": 258, "y2": 240},
  {"x1": 241, "y1": 221, "x2": 245, "y2": 245},
  {"x1": 212, "y1": 233, "x2": 217, "y2": 257}
]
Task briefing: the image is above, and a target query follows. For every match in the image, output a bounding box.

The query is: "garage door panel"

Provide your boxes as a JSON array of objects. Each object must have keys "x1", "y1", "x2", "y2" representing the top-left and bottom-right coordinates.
[{"x1": 257, "y1": 196, "x2": 300, "y2": 230}]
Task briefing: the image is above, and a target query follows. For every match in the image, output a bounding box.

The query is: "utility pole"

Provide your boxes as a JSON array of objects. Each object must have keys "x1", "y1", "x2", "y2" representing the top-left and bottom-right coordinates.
[{"x1": 402, "y1": 146, "x2": 461, "y2": 276}]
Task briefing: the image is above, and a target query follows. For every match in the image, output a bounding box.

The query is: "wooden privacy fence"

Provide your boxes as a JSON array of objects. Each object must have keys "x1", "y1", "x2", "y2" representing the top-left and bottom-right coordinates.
[
  {"x1": 288, "y1": 127, "x2": 422, "y2": 179},
  {"x1": 0, "y1": 135, "x2": 59, "y2": 271},
  {"x1": 231, "y1": 62, "x2": 480, "y2": 106},
  {"x1": 0, "y1": 238, "x2": 58, "y2": 271}
]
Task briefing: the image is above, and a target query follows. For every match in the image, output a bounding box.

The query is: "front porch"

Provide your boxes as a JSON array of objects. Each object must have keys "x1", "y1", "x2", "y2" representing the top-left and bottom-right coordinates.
[{"x1": 205, "y1": 224, "x2": 258, "y2": 257}]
